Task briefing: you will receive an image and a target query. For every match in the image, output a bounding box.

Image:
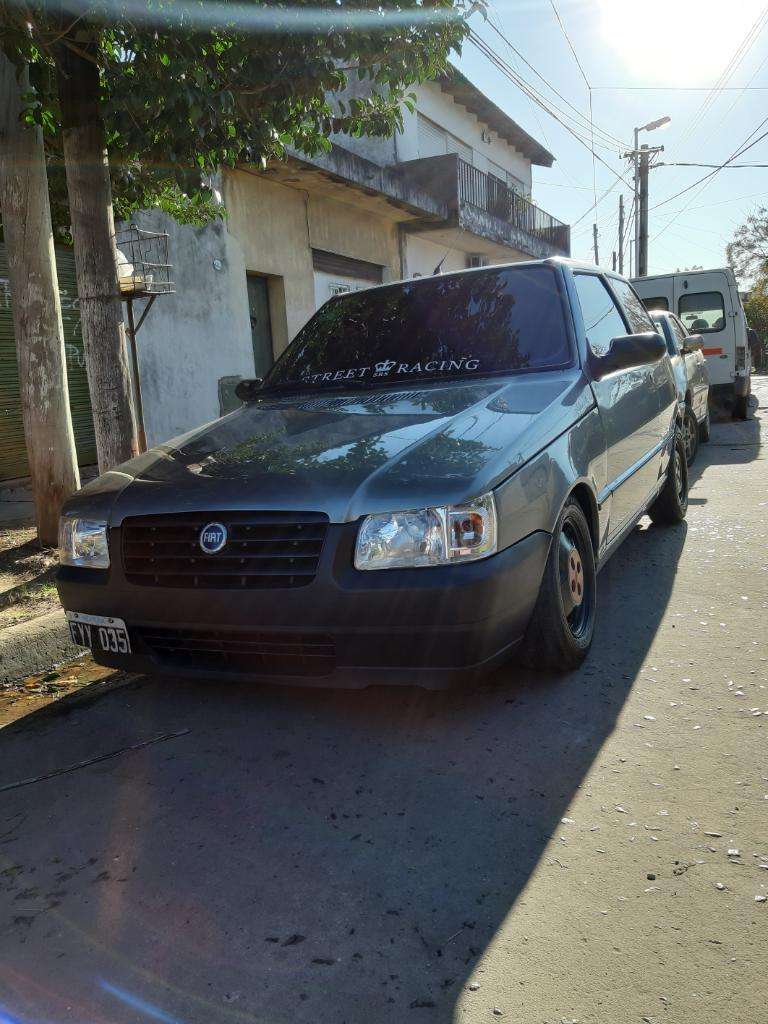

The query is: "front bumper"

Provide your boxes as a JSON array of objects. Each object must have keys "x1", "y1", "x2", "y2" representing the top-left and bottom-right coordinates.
[{"x1": 56, "y1": 524, "x2": 551, "y2": 688}]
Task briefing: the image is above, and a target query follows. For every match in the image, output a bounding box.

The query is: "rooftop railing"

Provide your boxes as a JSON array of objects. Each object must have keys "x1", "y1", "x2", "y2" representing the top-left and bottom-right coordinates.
[{"x1": 457, "y1": 159, "x2": 570, "y2": 254}]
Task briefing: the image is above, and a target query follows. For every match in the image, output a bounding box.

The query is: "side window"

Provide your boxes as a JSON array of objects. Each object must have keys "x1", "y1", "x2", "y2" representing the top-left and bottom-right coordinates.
[
  {"x1": 612, "y1": 279, "x2": 656, "y2": 333},
  {"x1": 678, "y1": 291, "x2": 725, "y2": 333},
  {"x1": 574, "y1": 274, "x2": 627, "y2": 357},
  {"x1": 654, "y1": 317, "x2": 677, "y2": 356},
  {"x1": 669, "y1": 316, "x2": 688, "y2": 349},
  {"x1": 642, "y1": 296, "x2": 669, "y2": 311}
]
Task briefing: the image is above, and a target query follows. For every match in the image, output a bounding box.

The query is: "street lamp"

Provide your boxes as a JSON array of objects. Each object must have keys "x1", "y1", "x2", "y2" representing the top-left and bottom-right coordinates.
[{"x1": 632, "y1": 116, "x2": 671, "y2": 276}]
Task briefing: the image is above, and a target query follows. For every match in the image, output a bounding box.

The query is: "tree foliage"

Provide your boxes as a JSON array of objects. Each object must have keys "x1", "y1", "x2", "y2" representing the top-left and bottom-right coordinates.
[
  {"x1": 726, "y1": 206, "x2": 768, "y2": 284},
  {"x1": 744, "y1": 279, "x2": 768, "y2": 342},
  {"x1": 0, "y1": 0, "x2": 480, "y2": 231}
]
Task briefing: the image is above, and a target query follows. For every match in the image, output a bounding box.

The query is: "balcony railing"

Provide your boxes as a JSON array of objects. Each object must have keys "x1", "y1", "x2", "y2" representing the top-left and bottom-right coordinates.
[{"x1": 458, "y1": 159, "x2": 569, "y2": 254}]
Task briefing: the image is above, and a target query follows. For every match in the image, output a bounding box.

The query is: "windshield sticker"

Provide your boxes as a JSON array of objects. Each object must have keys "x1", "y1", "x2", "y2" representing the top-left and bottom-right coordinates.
[{"x1": 300, "y1": 357, "x2": 480, "y2": 386}]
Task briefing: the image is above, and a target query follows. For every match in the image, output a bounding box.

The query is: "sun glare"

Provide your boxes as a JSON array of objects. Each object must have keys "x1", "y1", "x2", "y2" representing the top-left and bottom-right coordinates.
[{"x1": 598, "y1": 0, "x2": 767, "y2": 84}]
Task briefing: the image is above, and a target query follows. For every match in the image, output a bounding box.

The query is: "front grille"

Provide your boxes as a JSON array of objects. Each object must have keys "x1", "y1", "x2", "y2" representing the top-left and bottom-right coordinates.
[
  {"x1": 137, "y1": 626, "x2": 336, "y2": 676},
  {"x1": 122, "y1": 511, "x2": 328, "y2": 589}
]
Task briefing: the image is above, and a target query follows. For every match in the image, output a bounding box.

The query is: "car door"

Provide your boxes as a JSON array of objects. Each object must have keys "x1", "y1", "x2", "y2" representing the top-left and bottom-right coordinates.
[
  {"x1": 655, "y1": 315, "x2": 686, "y2": 407},
  {"x1": 669, "y1": 313, "x2": 706, "y2": 419},
  {"x1": 674, "y1": 272, "x2": 733, "y2": 390},
  {"x1": 574, "y1": 273, "x2": 667, "y2": 540}
]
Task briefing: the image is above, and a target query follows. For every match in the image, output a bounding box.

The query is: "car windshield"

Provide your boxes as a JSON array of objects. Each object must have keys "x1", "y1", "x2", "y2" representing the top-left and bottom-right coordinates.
[{"x1": 262, "y1": 265, "x2": 572, "y2": 392}]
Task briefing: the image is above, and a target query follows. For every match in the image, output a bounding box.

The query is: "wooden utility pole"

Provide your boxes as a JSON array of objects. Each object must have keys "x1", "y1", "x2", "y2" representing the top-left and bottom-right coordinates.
[
  {"x1": 56, "y1": 36, "x2": 138, "y2": 471},
  {"x1": 637, "y1": 145, "x2": 650, "y2": 277},
  {"x1": 592, "y1": 223, "x2": 599, "y2": 266},
  {"x1": 618, "y1": 195, "x2": 625, "y2": 275},
  {"x1": 0, "y1": 52, "x2": 80, "y2": 545}
]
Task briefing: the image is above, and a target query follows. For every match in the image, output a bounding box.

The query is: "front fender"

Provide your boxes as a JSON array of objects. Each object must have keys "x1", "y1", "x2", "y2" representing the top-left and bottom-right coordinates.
[{"x1": 494, "y1": 406, "x2": 608, "y2": 552}]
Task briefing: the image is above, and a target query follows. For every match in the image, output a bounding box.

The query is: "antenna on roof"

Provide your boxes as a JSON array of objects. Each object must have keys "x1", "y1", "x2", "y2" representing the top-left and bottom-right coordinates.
[{"x1": 433, "y1": 249, "x2": 450, "y2": 275}]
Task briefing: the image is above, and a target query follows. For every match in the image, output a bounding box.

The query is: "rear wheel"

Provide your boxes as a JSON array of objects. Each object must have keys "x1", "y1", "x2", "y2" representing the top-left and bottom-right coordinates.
[
  {"x1": 648, "y1": 433, "x2": 688, "y2": 525},
  {"x1": 733, "y1": 394, "x2": 749, "y2": 420},
  {"x1": 682, "y1": 406, "x2": 698, "y2": 465},
  {"x1": 520, "y1": 498, "x2": 596, "y2": 671}
]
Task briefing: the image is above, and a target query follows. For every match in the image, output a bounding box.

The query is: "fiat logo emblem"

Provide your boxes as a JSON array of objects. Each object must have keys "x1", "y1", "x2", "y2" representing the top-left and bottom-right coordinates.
[{"x1": 199, "y1": 522, "x2": 227, "y2": 554}]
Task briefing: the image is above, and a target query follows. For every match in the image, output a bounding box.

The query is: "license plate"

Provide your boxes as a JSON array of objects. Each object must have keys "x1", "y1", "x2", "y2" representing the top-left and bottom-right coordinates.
[{"x1": 66, "y1": 612, "x2": 131, "y2": 655}]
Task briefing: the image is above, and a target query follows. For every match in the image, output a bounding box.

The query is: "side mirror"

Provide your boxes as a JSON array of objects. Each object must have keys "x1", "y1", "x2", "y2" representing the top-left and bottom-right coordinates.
[
  {"x1": 234, "y1": 378, "x2": 263, "y2": 402},
  {"x1": 682, "y1": 333, "x2": 703, "y2": 353},
  {"x1": 592, "y1": 331, "x2": 666, "y2": 379}
]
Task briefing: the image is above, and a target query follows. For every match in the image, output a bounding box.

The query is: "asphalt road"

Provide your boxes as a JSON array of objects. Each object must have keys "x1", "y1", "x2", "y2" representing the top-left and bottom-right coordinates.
[{"x1": 1, "y1": 381, "x2": 767, "y2": 1024}]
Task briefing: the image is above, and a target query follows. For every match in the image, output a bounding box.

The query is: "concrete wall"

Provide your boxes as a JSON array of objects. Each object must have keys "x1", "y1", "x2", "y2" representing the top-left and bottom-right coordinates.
[
  {"x1": 124, "y1": 209, "x2": 253, "y2": 448},
  {"x1": 128, "y1": 172, "x2": 406, "y2": 447},
  {"x1": 398, "y1": 81, "x2": 533, "y2": 194},
  {"x1": 224, "y1": 168, "x2": 401, "y2": 354},
  {"x1": 405, "y1": 236, "x2": 468, "y2": 278},
  {"x1": 330, "y1": 78, "x2": 534, "y2": 197}
]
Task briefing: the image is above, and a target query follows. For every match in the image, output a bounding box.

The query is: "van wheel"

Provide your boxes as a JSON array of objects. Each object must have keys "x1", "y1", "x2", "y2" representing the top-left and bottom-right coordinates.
[
  {"x1": 733, "y1": 394, "x2": 749, "y2": 420},
  {"x1": 699, "y1": 408, "x2": 711, "y2": 443},
  {"x1": 520, "y1": 498, "x2": 596, "y2": 671},
  {"x1": 682, "y1": 406, "x2": 698, "y2": 465},
  {"x1": 648, "y1": 433, "x2": 688, "y2": 525}
]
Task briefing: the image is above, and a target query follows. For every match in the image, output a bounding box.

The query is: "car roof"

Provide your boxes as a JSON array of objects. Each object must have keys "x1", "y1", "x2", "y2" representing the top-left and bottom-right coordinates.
[{"x1": 345, "y1": 257, "x2": 632, "y2": 298}]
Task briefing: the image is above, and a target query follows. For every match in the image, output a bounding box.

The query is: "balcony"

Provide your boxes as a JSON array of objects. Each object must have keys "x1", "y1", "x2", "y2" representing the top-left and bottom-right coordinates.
[{"x1": 394, "y1": 153, "x2": 570, "y2": 260}]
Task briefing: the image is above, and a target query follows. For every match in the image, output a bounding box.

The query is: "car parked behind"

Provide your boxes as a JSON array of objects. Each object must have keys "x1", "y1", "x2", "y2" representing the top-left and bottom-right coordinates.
[
  {"x1": 57, "y1": 259, "x2": 687, "y2": 685},
  {"x1": 650, "y1": 310, "x2": 710, "y2": 466}
]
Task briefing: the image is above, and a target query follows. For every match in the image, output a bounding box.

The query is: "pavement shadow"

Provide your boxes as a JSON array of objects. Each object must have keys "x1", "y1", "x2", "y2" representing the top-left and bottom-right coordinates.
[{"x1": 0, "y1": 518, "x2": 688, "y2": 1024}]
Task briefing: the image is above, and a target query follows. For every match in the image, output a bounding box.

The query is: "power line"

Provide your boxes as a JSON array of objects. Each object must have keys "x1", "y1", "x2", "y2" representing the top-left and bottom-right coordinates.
[
  {"x1": 665, "y1": 7, "x2": 768, "y2": 164},
  {"x1": 482, "y1": 18, "x2": 625, "y2": 149},
  {"x1": 651, "y1": 119, "x2": 768, "y2": 244},
  {"x1": 658, "y1": 162, "x2": 768, "y2": 168},
  {"x1": 652, "y1": 120, "x2": 768, "y2": 212},
  {"x1": 466, "y1": 32, "x2": 633, "y2": 190},
  {"x1": 548, "y1": 0, "x2": 598, "y2": 212},
  {"x1": 467, "y1": 29, "x2": 623, "y2": 153},
  {"x1": 592, "y1": 85, "x2": 768, "y2": 91}
]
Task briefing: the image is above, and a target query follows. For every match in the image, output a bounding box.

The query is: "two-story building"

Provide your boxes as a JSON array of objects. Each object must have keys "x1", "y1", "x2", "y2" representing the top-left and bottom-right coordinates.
[{"x1": 0, "y1": 66, "x2": 570, "y2": 480}]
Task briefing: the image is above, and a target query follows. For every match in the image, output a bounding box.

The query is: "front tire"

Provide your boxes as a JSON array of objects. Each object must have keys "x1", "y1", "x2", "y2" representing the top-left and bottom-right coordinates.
[
  {"x1": 520, "y1": 498, "x2": 596, "y2": 671},
  {"x1": 648, "y1": 433, "x2": 688, "y2": 525},
  {"x1": 682, "y1": 406, "x2": 699, "y2": 465}
]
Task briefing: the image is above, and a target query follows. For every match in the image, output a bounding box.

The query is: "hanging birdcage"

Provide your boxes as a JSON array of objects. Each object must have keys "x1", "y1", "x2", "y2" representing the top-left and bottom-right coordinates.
[{"x1": 115, "y1": 224, "x2": 175, "y2": 297}]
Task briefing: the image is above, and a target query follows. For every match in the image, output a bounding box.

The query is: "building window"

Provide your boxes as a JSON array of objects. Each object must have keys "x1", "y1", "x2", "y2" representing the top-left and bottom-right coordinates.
[{"x1": 417, "y1": 113, "x2": 473, "y2": 164}]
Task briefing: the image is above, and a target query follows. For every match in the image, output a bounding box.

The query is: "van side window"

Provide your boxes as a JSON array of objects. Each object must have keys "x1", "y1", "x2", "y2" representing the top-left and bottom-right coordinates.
[
  {"x1": 611, "y1": 279, "x2": 656, "y2": 333},
  {"x1": 574, "y1": 274, "x2": 627, "y2": 357},
  {"x1": 678, "y1": 291, "x2": 725, "y2": 333},
  {"x1": 643, "y1": 296, "x2": 669, "y2": 312}
]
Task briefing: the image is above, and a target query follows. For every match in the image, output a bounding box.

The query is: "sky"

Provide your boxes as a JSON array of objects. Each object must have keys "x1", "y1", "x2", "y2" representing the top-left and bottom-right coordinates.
[{"x1": 454, "y1": 0, "x2": 768, "y2": 278}]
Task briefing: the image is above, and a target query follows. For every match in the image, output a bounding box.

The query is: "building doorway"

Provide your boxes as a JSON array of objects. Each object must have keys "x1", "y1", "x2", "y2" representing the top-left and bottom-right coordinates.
[{"x1": 246, "y1": 273, "x2": 274, "y2": 378}]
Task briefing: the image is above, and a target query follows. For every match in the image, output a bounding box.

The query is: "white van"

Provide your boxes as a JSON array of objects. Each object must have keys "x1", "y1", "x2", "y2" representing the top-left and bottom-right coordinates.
[{"x1": 632, "y1": 268, "x2": 751, "y2": 418}]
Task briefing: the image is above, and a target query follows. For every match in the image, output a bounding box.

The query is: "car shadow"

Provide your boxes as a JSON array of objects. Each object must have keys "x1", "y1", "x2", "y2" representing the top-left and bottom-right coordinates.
[
  {"x1": 688, "y1": 389, "x2": 763, "y2": 491},
  {"x1": 0, "y1": 518, "x2": 688, "y2": 1024}
]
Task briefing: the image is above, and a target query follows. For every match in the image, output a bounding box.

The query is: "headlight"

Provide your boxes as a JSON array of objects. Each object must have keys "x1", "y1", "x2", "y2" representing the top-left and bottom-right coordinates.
[
  {"x1": 354, "y1": 493, "x2": 497, "y2": 570},
  {"x1": 59, "y1": 516, "x2": 110, "y2": 569}
]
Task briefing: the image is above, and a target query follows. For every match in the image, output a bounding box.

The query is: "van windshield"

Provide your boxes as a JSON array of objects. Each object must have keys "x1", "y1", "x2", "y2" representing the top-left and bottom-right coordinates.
[{"x1": 262, "y1": 265, "x2": 571, "y2": 392}]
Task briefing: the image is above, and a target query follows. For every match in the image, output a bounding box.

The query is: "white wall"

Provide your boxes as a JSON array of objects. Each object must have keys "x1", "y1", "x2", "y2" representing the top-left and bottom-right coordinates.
[
  {"x1": 398, "y1": 81, "x2": 533, "y2": 193},
  {"x1": 124, "y1": 210, "x2": 253, "y2": 448},
  {"x1": 405, "y1": 236, "x2": 468, "y2": 278}
]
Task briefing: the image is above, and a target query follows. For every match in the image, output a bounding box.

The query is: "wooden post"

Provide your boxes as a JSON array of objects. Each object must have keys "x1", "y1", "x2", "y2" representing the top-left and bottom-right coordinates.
[
  {"x1": 0, "y1": 52, "x2": 80, "y2": 545},
  {"x1": 56, "y1": 38, "x2": 138, "y2": 471}
]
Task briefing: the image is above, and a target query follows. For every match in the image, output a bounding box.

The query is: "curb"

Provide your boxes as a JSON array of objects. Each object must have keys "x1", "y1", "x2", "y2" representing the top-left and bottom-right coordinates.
[{"x1": 0, "y1": 609, "x2": 85, "y2": 685}]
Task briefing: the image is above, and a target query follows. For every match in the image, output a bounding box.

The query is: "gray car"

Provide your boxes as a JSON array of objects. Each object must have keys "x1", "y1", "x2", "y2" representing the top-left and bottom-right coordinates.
[
  {"x1": 56, "y1": 259, "x2": 687, "y2": 686},
  {"x1": 650, "y1": 310, "x2": 710, "y2": 465}
]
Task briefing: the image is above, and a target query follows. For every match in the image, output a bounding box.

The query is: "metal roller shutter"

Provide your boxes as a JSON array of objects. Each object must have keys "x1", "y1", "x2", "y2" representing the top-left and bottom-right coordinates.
[{"x1": 0, "y1": 244, "x2": 97, "y2": 481}]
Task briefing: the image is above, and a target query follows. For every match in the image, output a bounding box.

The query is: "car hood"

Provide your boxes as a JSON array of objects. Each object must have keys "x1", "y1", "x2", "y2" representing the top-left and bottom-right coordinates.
[{"x1": 80, "y1": 370, "x2": 594, "y2": 525}]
